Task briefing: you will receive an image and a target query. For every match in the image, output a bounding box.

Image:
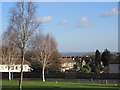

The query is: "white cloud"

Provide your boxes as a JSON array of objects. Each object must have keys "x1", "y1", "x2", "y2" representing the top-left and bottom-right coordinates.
[
  {"x1": 60, "y1": 20, "x2": 69, "y2": 25},
  {"x1": 77, "y1": 16, "x2": 91, "y2": 27},
  {"x1": 32, "y1": 16, "x2": 53, "y2": 23},
  {"x1": 101, "y1": 8, "x2": 118, "y2": 17},
  {"x1": 80, "y1": 16, "x2": 89, "y2": 22}
]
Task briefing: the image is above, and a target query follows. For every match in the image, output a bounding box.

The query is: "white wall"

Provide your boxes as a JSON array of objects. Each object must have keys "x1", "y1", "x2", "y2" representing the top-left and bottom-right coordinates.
[
  {"x1": 109, "y1": 64, "x2": 120, "y2": 73},
  {"x1": 0, "y1": 64, "x2": 31, "y2": 72}
]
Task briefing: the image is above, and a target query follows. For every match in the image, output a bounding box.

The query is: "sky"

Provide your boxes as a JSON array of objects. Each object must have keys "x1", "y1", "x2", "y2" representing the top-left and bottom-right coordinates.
[{"x1": 1, "y1": 2, "x2": 118, "y2": 53}]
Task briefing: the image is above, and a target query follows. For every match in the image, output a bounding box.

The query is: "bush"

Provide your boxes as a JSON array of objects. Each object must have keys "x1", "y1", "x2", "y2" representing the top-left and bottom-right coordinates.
[{"x1": 80, "y1": 65, "x2": 91, "y2": 73}]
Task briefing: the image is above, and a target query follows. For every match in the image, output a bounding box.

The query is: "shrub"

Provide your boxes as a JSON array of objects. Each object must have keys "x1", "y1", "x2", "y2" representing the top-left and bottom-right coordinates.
[{"x1": 80, "y1": 65, "x2": 91, "y2": 73}]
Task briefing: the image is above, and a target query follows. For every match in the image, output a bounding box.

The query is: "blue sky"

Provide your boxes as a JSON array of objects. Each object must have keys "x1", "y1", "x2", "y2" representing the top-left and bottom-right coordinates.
[{"x1": 1, "y1": 2, "x2": 118, "y2": 52}]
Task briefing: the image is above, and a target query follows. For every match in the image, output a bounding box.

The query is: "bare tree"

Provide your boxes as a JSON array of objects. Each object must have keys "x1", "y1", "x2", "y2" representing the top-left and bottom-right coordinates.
[
  {"x1": 2, "y1": 46, "x2": 18, "y2": 81},
  {"x1": 2, "y1": 29, "x2": 19, "y2": 81},
  {"x1": 32, "y1": 34, "x2": 57, "y2": 82},
  {"x1": 8, "y1": 2, "x2": 40, "y2": 90}
]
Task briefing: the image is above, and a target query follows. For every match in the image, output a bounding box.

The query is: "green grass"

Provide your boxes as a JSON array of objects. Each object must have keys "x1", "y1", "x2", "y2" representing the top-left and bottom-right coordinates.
[{"x1": 1, "y1": 80, "x2": 120, "y2": 90}]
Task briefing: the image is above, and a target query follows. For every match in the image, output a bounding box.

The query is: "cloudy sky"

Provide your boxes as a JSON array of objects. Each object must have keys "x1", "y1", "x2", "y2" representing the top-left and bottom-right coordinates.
[{"x1": 2, "y1": 2, "x2": 118, "y2": 52}]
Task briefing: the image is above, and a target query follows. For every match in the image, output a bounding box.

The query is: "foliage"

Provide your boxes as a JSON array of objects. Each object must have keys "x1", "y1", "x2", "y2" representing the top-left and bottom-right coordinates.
[
  {"x1": 24, "y1": 51, "x2": 42, "y2": 72},
  {"x1": 93, "y1": 65, "x2": 101, "y2": 73},
  {"x1": 95, "y1": 50, "x2": 101, "y2": 68},
  {"x1": 80, "y1": 65, "x2": 91, "y2": 73},
  {"x1": 73, "y1": 64, "x2": 78, "y2": 70},
  {"x1": 101, "y1": 49, "x2": 112, "y2": 67},
  {"x1": 102, "y1": 66, "x2": 109, "y2": 73},
  {"x1": 47, "y1": 52, "x2": 61, "y2": 73}
]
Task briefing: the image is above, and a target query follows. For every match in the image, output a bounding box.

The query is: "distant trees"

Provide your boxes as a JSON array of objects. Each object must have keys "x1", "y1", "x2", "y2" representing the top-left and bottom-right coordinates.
[
  {"x1": 31, "y1": 34, "x2": 59, "y2": 82},
  {"x1": 94, "y1": 49, "x2": 113, "y2": 73},
  {"x1": 78, "y1": 49, "x2": 113, "y2": 73},
  {"x1": 101, "y1": 49, "x2": 112, "y2": 67}
]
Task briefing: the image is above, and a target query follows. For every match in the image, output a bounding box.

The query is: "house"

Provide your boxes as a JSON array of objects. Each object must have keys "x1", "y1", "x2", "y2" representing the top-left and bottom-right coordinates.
[
  {"x1": 74, "y1": 56, "x2": 82, "y2": 66},
  {"x1": 0, "y1": 60, "x2": 32, "y2": 72},
  {"x1": 61, "y1": 57, "x2": 76, "y2": 72},
  {"x1": 109, "y1": 54, "x2": 120, "y2": 73},
  {"x1": 81, "y1": 60, "x2": 86, "y2": 66}
]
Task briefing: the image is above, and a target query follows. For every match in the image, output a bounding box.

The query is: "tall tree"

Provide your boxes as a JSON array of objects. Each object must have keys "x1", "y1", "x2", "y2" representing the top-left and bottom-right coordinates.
[
  {"x1": 32, "y1": 34, "x2": 58, "y2": 82},
  {"x1": 95, "y1": 50, "x2": 101, "y2": 68},
  {"x1": 8, "y1": 2, "x2": 40, "y2": 90},
  {"x1": 101, "y1": 49, "x2": 112, "y2": 67}
]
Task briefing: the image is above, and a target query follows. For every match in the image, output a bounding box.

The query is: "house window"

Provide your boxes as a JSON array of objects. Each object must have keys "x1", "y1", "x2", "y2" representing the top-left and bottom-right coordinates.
[
  {"x1": 24, "y1": 66, "x2": 27, "y2": 69},
  {"x1": 11, "y1": 66, "x2": 14, "y2": 70},
  {"x1": 16, "y1": 66, "x2": 18, "y2": 70},
  {"x1": 5, "y1": 66, "x2": 7, "y2": 69}
]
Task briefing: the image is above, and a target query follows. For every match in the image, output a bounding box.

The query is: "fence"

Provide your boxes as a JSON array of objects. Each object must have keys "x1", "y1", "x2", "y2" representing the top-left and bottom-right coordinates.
[{"x1": 2, "y1": 72, "x2": 120, "y2": 79}]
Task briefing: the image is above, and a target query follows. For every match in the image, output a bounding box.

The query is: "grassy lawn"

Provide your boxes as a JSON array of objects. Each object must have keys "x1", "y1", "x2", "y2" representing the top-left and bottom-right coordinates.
[{"x1": 1, "y1": 80, "x2": 120, "y2": 90}]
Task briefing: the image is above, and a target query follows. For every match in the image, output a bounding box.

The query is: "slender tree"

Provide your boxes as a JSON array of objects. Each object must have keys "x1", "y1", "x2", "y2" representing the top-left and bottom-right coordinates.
[
  {"x1": 8, "y1": 2, "x2": 40, "y2": 90},
  {"x1": 32, "y1": 34, "x2": 58, "y2": 82},
  {"x1": 95, "y1": 50, "x2": 101, "y2": 68},
  {"x1": 101, "y1": 49, "x2": 112, "y2": 67}
]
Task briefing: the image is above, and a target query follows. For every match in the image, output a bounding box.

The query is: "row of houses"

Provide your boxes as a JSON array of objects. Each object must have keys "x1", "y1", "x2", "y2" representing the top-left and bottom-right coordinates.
[
  {"x1": 61, "y1": 54, "x2": 120, "y2": 73},
  {"x1": 0, "y1": 54, "x2": 120, "y2": 73},
  {"x1": 0, "y1": 60, "x2": 31, "y2": 72},
  {"x1": 60, "y1": 56, "x2": 86, "y2": 72}
]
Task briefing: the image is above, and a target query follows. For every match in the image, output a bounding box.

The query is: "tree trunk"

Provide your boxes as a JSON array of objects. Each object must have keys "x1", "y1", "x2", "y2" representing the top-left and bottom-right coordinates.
[
  {"x1": 8, "y1": 67, "x2": 11, "y2": 81},
  {"x1": 19, "y1": 54, "x2": 24, "y2": 90},
  {"x1": 42, "y1": 66, "x2": 45, "y2": 82},
  {"x1": 19, "y1": 2, "x2": 25, "y2": 90}
]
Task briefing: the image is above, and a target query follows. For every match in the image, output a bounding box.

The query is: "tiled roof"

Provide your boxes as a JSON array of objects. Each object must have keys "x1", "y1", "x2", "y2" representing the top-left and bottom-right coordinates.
[{"x1": 60, "y1": 58, "x2": 75, "y2": 64}]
